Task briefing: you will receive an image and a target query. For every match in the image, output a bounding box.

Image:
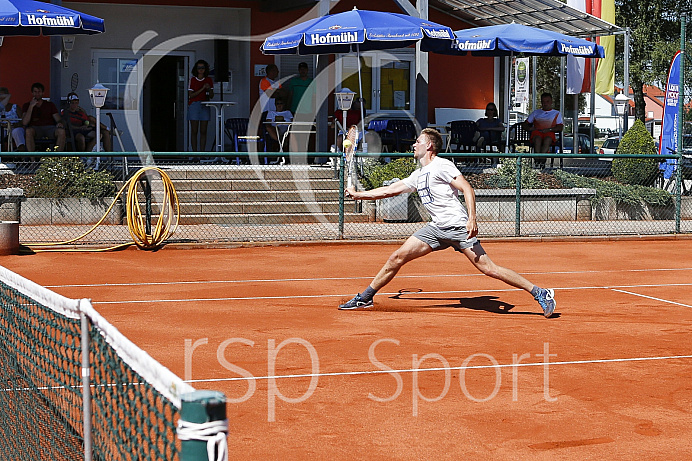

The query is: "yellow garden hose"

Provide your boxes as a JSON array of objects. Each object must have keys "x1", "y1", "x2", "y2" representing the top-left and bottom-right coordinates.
[{"x1": 25, "y1": 167, "x2": 179, "y2": 252}]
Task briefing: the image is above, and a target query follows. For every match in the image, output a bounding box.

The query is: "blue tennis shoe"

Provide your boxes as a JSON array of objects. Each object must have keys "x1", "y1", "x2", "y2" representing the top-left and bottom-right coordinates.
[
  {"x1": 338, "y1": 293, "x2": 373, "y2": 310},
  {"x1": 534, "y1": 288, "x2": 556, "y2": 318}
]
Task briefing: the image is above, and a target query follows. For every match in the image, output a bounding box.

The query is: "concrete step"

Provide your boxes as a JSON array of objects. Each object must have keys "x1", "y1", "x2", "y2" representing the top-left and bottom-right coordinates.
[
  {"x1": 163, "y1": 166, "x2": 337, "y2": 181},
  {"x1": 136, "y1": 191, "x2": 341, "y2": 203},
  {"x1": 170, "y1": 179, "x2": 340, "y2": 192},
  {"x1": 153, "y1": 190, "x2": 341, "y2": 203},
  {"x1": 174, "y1": 212, "x2": 371, "y2": 225},
  {"x1": 178, "y1": 201, "x2": 350, "y2": 215},
  {"x1": 126, "y1": 165, "x2": 370, "y2": 224}
]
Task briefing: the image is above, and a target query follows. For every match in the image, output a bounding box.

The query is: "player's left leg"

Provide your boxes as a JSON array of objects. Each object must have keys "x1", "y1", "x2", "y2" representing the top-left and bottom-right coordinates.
[
  {"x1": 462, "y1": 242, "x2": 556, "y2": 317},
  {"x1": 462, "y1": 242, "x2": 533, "y2": 291}
]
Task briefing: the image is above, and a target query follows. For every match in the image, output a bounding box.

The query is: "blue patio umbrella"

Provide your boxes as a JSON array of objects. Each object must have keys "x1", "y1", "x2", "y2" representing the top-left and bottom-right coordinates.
[
  {"x1": 261, "y1": 7, "x2": 455, "y2": 55},
  {"x1": 261, "y1": 7, "x2": 455, "y2": 138},
  {"x1": 431, "y1": 23, "x2": 605, "y2": 58},
  {"x1": 428, "y1": 23, "x2": 605, "y2": 151},
  {"x1": 0, "y1": 0, "x2": 105, "y2": 35}
]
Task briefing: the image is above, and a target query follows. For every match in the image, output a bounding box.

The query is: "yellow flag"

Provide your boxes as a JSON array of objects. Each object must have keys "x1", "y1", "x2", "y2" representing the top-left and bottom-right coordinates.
[{"x1": 596, "y1": 0, "x2": 615, "y2": 95}]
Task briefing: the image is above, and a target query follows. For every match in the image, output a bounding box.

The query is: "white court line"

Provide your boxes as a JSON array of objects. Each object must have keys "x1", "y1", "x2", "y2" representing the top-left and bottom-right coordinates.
[
  {"x1": 91, "y1": 282, "x2": 692, "y2": 305},
  {"x1": 184, "y1": 354, "x2": 692, "y2": 384},
  {"x1": 611, "y1": 289, "x2": 692, "y2": 308},
  {"x1": 7, "y1": 355, "x2": 690, "y2": 393},
  {"x1": 45, "y1": 267, "x2": 692, "y2": 289}
]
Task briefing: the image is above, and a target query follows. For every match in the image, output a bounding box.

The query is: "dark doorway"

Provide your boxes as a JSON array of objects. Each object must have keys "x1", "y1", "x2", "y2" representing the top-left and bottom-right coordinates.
[{"x1": 143, "y1": 55, "x2": 186, "y2": 152}]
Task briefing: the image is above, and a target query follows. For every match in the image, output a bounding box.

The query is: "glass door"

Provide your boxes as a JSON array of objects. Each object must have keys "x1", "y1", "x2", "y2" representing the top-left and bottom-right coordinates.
[
  {"x1": 338, "y1": 50, "x2": 415, "y2": 116},
  {"x1": 377, "y1": 54, "x2": 413, "y2": 112},
  {"x1": 93, "y1": 50, "x2": 143, "y2": 151}
]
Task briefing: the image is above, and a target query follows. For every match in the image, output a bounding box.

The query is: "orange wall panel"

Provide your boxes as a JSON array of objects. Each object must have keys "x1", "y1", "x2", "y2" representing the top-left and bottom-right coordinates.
[{"x1": 0, "y1": 36, "x2": 51, "y2": 99}]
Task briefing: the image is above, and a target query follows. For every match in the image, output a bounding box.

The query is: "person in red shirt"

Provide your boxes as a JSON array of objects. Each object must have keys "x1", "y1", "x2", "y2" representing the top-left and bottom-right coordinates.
[
  {"x1": 188, "y1": 59, "x2": 214, "y2": 152},
  {"x1": 62, "y1": 92, "x2": 112, "y2": 152},
  {"x1": 21, "y1": 82, "x2": 66, "y2": 151}
]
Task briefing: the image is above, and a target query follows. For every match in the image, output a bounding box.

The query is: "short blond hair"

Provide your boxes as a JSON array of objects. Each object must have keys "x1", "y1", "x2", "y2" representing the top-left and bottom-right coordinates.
[{"x1": 420, "y1": 128, "x2": 443, "y2": 154}]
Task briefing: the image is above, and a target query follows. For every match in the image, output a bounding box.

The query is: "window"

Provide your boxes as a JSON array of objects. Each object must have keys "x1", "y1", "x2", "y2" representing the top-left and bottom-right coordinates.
[
  {"x1": 338, "y1": 51, "x2": 415, "y2": 115},
  {"x1": 97, "y1": 57, "x2": 139, "y2": 110}
]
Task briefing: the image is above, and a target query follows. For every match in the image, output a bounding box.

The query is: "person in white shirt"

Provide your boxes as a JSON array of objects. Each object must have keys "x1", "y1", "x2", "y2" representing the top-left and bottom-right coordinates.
[
  {"x1": 339, "y1": 128, "x2": 557, "y2": 317},
  {"x1": 522, "y1": 93, "x2": 564, "y2": 163},
  {"x1": 265, "y1": 99, "x2": 293, "y2": 151}
]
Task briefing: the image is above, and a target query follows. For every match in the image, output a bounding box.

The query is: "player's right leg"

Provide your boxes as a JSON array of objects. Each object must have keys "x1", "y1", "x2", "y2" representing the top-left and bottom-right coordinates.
[{"x1": 339, "y1": 235, "x2": 431, "y2": 310}]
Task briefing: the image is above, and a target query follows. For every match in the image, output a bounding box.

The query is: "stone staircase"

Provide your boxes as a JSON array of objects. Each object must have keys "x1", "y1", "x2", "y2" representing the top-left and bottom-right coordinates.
[{"x1": 158, "y1": 165, "x2": 370, "y2": 225}]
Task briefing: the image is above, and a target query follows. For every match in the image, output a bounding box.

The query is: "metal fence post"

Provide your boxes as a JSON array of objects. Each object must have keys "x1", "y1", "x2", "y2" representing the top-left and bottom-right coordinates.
[
  {"x1": 676, "y1": 14, "x2": 686, "y2": 234},
  {"x1": 676, "y1": 147, "x2": 683, "y2": 233},
  {"x1": 338, "y1": 153, "x2": 345, "y2": 239},
  {"x1": 515, "y1": 155, "x2": 522, "y2": 236}
]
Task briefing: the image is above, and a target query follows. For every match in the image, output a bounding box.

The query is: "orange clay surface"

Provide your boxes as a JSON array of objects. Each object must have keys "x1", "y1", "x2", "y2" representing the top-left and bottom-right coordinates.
[{"x1": 2, "y1": 238, "x2": 692, "y2": 460}]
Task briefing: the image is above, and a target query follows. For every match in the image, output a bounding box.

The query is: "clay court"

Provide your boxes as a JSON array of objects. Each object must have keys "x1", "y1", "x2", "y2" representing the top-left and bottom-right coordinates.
[{"x1": 3, "y1": 237, "x2": 692, "y2": 459}]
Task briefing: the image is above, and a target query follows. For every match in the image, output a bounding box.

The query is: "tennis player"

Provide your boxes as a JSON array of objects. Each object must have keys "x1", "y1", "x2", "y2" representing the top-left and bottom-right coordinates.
[{"x1": 340, "y1": 128, "x2": 556, "y2": 317}]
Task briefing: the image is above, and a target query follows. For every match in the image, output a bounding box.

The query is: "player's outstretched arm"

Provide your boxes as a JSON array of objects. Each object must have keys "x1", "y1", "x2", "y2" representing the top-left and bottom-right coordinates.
[{"x1": 346, "y1": 180, "x2": 413, "y2": 201}]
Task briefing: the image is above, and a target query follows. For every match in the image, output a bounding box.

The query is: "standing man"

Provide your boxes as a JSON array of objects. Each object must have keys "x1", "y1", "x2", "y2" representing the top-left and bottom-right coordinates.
[
  {"x1": 522, "y1": 92, "x2": 563, "y2": 165},
  {"x1": 259, "y1": 64, "x2": 282, "y2": 114},
  {"x1": 339, "y1": 128, "x2": 556, "y2": 318},
  {"x1": 286, "y1": 61, "x2": 317, "y2": 156},
  {"x1": 21, "y1": 82, "x2": 66, "y2": 152},
  {"x1": 287, "y1": 62, "x2": 313, "y2": 115}
]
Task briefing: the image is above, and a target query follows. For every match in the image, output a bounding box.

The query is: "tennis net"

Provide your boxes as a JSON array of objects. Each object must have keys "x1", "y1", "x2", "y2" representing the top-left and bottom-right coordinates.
[{"x1": 0, "y1": 265, "x2": 195, "y2": 460}]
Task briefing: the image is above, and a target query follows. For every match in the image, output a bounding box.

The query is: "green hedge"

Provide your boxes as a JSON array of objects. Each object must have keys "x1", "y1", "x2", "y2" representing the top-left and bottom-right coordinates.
[
  {"x1": 554, "y1": 169, "x2": 672, "y2": 207},
  {"x1": 612, "y1": 120, "x2": 659, "y2": 186},
  {"x1": 483, "y1": 158, "x2": 547, "y2": 189},
  {"x1": 27, "y1": 157, "x2": 117, "y2": 199},
  {"x1": 360, "y1": 158, "x2": 418, "y2": 189}
]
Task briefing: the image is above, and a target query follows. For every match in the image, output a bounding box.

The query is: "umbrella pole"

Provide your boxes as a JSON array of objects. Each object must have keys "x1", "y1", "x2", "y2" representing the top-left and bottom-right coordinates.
[
  {"x1": 356, "y1": 45, "x2": 366, "y2": 151},
  {"x1": 504, "y1": 53, "x2": 513, "y2": 154}
]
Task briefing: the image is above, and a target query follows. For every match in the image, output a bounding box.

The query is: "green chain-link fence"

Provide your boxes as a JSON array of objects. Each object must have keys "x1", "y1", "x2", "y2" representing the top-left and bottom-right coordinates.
[{"x1": 1, "y1": 150, "x2": 689, "y2": 247}]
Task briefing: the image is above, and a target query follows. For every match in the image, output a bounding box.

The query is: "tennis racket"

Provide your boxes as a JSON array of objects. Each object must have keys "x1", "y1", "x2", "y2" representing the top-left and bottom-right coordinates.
[
  {"x1": 344, "y1": 124, "x2": 358, "y2": 189},
  {"x1": 71, "y1": 73, "x2": 79, "y2": 92}
]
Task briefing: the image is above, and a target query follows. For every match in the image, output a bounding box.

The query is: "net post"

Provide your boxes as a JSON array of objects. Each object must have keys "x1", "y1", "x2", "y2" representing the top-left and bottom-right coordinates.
[
  {"x1": 178, "y1": 390, "x2": 228, "y2": 461},
  {"x1": 80, "y1": 305, "x2": 93, "y2": 461}
]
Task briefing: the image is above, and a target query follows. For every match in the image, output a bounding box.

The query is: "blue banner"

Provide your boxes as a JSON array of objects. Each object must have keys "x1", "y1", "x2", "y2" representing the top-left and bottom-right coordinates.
[{"x1": 660, "y1": 51, "x2": 681, "y2": 179}]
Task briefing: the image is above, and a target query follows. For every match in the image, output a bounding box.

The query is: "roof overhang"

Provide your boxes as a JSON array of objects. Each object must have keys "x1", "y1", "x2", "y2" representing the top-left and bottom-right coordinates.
[{"x1": 429, "y1": 0, "x2": 624, "y2": 38}]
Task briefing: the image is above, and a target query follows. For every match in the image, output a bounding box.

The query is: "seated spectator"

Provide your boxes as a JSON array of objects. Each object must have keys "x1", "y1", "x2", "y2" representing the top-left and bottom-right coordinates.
[
  {"x1": 265, "y1": 98, "x2": 293, "y2": 151},
  {"x1": 0, "y1": 87, "x2": 25, "y2": 151},
  {"x1": 521, "y1": 92, "x2": 563, "y2": 155},
  {"x1": 62, "y1": 92, "x2": 112, "y2": 152},
  {"x1": 475, "y1": 102, "x2": 504, "y2": 151},
  {"x1": 21, "y1": 82, "x2": 66, "y2": 151}
]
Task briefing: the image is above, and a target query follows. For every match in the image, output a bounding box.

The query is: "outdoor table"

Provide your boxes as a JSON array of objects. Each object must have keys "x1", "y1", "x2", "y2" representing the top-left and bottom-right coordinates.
[
  {"x1": 267, "y1": 121, "x2": 317, "y2": 153},
  {"x1": 202, "y1": 101, "x2": 236, "y2": 152}
]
